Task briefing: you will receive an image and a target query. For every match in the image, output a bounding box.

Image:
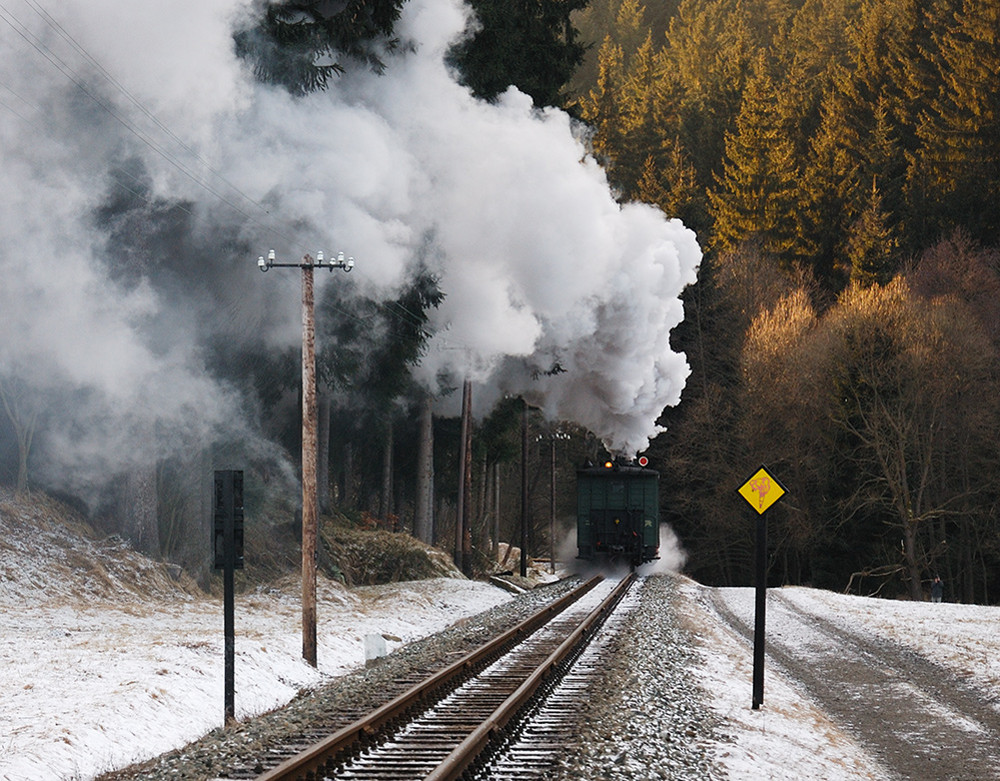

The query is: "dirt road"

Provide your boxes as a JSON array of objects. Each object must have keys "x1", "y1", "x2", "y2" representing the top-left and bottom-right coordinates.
[{"x1": 707, "y1": 589, "x2": 1000, "y2": 781}]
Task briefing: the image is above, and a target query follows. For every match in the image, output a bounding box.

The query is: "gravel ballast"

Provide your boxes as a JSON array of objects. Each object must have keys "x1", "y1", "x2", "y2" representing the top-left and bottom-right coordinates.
[{"x1": 553, "y1": 574, "x2": 725, "y2": 781}]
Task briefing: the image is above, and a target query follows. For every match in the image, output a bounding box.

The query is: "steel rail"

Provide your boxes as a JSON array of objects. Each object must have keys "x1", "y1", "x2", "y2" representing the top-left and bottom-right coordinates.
[
  {"x1": 424, "y1": 572, "x2": 636, "y2": 781},
  {"x1": 256, "y1": 576, "x2": 602, "y2": 781}
]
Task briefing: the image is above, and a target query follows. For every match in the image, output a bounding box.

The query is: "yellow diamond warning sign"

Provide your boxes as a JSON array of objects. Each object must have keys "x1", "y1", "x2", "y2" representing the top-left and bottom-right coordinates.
[{"x1": 737, "y1": 466, "x2": 786, "y2": 515}]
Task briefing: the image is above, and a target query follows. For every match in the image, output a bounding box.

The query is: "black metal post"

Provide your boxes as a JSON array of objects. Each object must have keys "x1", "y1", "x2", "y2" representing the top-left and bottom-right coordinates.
[
  {"x1": 214, "y1": 469, "x2": 240, "y2": 724},
  {"x1": 752, "y1": 511, "x2": 767, "y2": 709},
  {"x1": 224, "y1": 528, "x2": 235, "y2": 724}
]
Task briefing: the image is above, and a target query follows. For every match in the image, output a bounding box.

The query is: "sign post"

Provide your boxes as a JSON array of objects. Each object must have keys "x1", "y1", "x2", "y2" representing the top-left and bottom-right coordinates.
[
  {"x1": 736, "y1": 465, "x2": 787, "y2": 710},
  {"x1": 214, "y1": 469, "x2": 244, "y2": 724}
]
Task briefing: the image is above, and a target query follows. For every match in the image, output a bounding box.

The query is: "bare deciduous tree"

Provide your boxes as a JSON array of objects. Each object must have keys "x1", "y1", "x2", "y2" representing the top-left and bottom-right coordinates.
[
  {"x1": 0, "y1": 376, "x2": 39, "y2": 497},
  {"x1": 818, "y1": 279, "x2": 992, "y2": 599}
]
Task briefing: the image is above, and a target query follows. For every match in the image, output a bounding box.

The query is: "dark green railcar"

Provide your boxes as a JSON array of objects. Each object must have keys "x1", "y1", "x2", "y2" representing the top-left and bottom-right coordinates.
[{"x1": 577, "y1": 458, "x2": 659, "y2": 568}]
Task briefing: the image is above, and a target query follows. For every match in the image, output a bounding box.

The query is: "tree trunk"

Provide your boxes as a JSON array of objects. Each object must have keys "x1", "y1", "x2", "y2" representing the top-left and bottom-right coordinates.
[
  {"x1": 437, "y1": 495, "x2": 451, "y2": 549},
  {"x1": 197, "y1": 451, "x2": 213, "y2": 586},
  {"x1": 493, "y1": 462, "x2": 501, "y2": 560},
  {"x1": 13, "y1": 418, "x2": 34, "y2": 497},
  {"x1": 380, "y1": 419, "x2": 393, "y2": 525},
  {"x1": 476, "y1": 450, "x2": 489, "y2": 552},
  {"x1": 902, "y1": 518, "x2": 923, "y2": 601},
  {"x1": 960, "y1": 518, "x2": 975, "y2": 604},
  {"x1": 0, "y1": 378, "x2": 38, "y2": 497},
  {"x1": 462, "y1": 384, "x2": 473, "y2": 575},
  {"x1": 123, "y1": 464, "x2": 159, "y2": 557},
  {"x1": 343, "y1": 441, "x2": 357, "y2": 508},
  {"x1": 414, "y1": 395, "x2": 435, "y2": 544},
  {"x1": 318, "y1": 393, "x2": 331, "y2": 513},
  {"x1": 456, "y1": 379, "x2": 472, "y2": 574}
]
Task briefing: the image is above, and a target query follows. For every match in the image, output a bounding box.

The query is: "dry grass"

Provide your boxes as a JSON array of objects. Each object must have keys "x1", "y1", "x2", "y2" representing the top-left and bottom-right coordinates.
[
  {"x1": 0, "y1": 488, "x2": 201, "y2": 604},
  {"x1": 320, "y1": 518, "x2": 460, "y2": 586},
  {"x1": 0, "y1": 487, "x2": 463, "y2": 607}
]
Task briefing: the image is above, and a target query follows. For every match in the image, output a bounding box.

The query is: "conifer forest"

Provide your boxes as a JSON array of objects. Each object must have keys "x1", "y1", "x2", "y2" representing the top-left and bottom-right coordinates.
[{"x1": 573, "y1": 0, "x2": 1000, "y2": 601}]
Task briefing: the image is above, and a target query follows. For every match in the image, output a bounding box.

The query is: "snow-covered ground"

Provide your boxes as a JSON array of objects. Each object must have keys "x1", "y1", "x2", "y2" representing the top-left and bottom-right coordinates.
[
  {"x1": 0, "y1": 494, "x2": 540, "y2": 781},
  {"x1": 681, "y1": 582, "x2": 892, "y2": 780},
  {"x1": 0, "y1": 575, "x2": 513, "y2": 781},
  {"x1": 4, "y1": 498, "x2": 1000, "y2": 781},
  {"x1": 679, "y1": 580, "x2": 1000, "y2": 779}
]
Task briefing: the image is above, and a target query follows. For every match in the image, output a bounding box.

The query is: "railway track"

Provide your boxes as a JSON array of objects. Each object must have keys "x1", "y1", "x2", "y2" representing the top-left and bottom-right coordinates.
[
  {"x1": 475, "y1": 575, "x2": 642, "y2": 781},
  {"x1": 254, "y1": 573, "x2": 636, "y2": 781}
]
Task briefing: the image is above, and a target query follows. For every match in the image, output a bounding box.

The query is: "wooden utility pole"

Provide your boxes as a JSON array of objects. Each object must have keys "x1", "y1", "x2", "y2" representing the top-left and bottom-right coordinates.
[
  {"x1": 256, "y1": 248, "x2": 353, "y2": 669},
  {"x1": 549, "y1": 433, "x2": 556, "y2": 574},
  {"x1": 455, "y1": 378, "x2": 472, "y2": 575},
  {"x1": 520, "y1": 398, "x2": 528, "y2": 577},
  {"x1": 301, "y1": 263, "x2": 318, "y2": 668}
]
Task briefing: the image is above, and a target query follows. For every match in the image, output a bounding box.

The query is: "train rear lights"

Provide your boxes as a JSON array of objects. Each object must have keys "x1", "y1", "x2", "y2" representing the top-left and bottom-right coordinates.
[
  {"x1": 614, "y1": 517, "x2": 620, "y2": 525},
  {"x1": 603, "y1": 461, "x2": 613, "y2": 469},
  {"x1": 638, "y1": 456, "x2": 649, "y2": 467}
]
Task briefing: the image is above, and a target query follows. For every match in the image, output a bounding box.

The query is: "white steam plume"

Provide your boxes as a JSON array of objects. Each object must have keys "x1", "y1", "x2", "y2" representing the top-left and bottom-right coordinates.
[{"x1": 0, "y1": 0, "x2": 699, "y2": 498}]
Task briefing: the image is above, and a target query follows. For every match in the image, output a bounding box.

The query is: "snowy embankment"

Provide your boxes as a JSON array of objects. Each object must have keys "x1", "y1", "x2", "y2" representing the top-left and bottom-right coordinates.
[
  {"x1": 0, "y1": 494, "x2": 515, "y2": 781},
  {"x1": 0, "y1": 574, "x2": 513, "y2": 781}
]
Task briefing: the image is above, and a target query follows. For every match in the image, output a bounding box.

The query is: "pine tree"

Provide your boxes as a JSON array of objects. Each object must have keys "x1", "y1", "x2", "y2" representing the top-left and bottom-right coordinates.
[
  {"x1": 777, "y1": 0, "x2": 856, "y2": 158},
  {"x1": 863, "y1": 97, "x2": 908, "y2": 229},
  {"x1": 611, "y1": 30, "x2": 660, "y2": 195},
  {"x1": 662, "y1": 0, "x2": 755, "y2": 181},
  {"x1": 707, "y1": 53, "x2": 802, "y2": 265},
  {"x1": 613, "y1": 0, "x2": 648, "y2": 56},
  {"x1": 837, "y1": 3, "x2": 913, "y2": 251},
  {"x1": 579, "y1": 36, "x2": 627, "y2": 175},
  {"x1": 909, "y1": 0, "x2": 1000, "y2": 243},
  {"x1": 575, "y1": 1, "x2": 677, "y2": 199},
  {"x1": 798, "y1": 86, "x2": 862, "y2": 287},
  {"x1": 448, "y1": 0, "x2": 590, "y2": 108},
  {"x1": 883, "y1": 0, "x2": 941, "y2": 145},
  {"x1": 848, "y1": 178, "x2": 898, "y2": 288},
  {"x1": 234, "y1": 0, "x2": 406, "y2": 94},
  {"x1": 784, "y1": 0, "x2": 852, "y2": 82},
  {"x1": 840, "y1": 1, "x2": 923, "y2": 157},
  {"x1": 635, "y1": 144, "x2": 706, "y2": 232},
  {"x1": 884, "y1": 0, "x2": 959, "y2": 248}
]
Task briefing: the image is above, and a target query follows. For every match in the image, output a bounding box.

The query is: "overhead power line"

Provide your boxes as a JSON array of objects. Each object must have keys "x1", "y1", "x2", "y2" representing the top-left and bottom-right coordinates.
[
  {"x1": 0, "y1": 0, "x2": 297, "y2": 248},
  {"x1": 21, "y1": 0, "x2": 276, "y2": 220},
  {"x1": 0, "y1": 1, "x2": 474, "y2": 353}
]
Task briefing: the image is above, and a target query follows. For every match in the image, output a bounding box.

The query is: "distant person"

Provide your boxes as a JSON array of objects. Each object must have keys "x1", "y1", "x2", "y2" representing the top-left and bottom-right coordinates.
[{"x1": 931, "y1": 575, "x2": 944, "y2": 603}]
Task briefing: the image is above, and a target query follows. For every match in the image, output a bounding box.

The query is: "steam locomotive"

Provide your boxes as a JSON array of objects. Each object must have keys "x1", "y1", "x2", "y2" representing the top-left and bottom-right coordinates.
[{"x1": 576, "y1": 457, "x2": 659, "y2": 568}]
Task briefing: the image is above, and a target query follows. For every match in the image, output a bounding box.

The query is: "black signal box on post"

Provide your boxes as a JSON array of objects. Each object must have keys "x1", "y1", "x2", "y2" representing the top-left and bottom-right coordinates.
[{"x1": 214, "y1": 470, "x2": 244, "y2": 570}]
